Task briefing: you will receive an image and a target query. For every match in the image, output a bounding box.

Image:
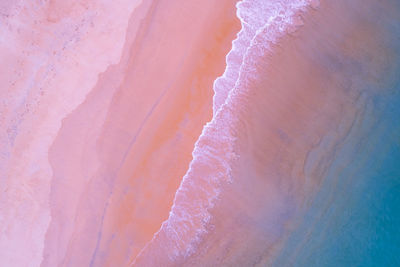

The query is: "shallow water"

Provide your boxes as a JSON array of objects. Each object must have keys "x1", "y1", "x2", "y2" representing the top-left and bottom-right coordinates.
[
  {"x1": 274, "y1": 83, "x2": 400, "y2": 267},
  {"x1": 135, "y1": 0, "x2": 400, "y2": 265}
]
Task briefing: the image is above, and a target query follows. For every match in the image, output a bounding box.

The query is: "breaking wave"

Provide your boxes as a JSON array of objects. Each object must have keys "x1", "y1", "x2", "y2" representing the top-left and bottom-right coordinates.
[{"x1": 133, "y1": 0, "x2": 317, "y2": 265}]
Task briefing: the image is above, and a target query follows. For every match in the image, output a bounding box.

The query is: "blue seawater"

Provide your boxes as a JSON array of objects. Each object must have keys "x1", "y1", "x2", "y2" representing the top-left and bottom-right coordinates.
[{"x1": 273, "y1": 77, "x2": 400, "y2": 267}]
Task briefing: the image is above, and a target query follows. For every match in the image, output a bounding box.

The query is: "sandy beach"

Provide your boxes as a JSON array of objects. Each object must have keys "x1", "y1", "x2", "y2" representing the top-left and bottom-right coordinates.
[
  {"x1": 1, "y1": 0, "x2": 240, "y2": 266},
  {"x1": 1, "y1": 0, "x2": 400, "y2": 266}
]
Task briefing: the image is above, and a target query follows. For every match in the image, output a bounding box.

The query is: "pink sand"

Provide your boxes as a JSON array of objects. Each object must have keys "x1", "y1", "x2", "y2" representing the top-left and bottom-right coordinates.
[
  {"x1": 0, "y1": 0, "x2": 238, "y2": 266},
  {"x1": 1, "y1": 0, "x2": 398, "y2": 266}
]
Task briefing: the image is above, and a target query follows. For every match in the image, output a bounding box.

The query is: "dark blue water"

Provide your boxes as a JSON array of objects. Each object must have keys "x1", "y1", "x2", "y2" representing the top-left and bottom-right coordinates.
[
  {"x1": 273, "y1": 78, "x2": 400, "y2": 267},
  {"x1": 270, "y1": 1, "x2": 400, "y2": 264}
]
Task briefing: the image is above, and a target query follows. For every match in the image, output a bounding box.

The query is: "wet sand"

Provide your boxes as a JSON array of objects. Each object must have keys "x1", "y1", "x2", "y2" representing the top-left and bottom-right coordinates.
[
  {"x1": 0, "y1": 0, "x2": 239, "y2": 266},
  {"x1": 42, "y1": 0, "x2": 239, "y2": 266}
]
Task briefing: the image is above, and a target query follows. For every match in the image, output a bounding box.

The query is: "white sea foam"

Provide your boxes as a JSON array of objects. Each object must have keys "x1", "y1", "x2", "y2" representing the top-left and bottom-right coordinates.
[
  {"x1": 133, "y1": 0, "x2": 317, "y2": 264},
  {"x1": 212, "y1": 0, "x2": 314, "y2": 114}
]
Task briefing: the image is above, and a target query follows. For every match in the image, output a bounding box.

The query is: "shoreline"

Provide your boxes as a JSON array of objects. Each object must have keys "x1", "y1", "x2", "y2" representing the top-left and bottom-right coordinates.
[
  {"x1": 43, "y1": 0, "x2": 240, "y2": 266},
  {"x1": 134, "y1": 0, "x2": 400, "y2": 265}
]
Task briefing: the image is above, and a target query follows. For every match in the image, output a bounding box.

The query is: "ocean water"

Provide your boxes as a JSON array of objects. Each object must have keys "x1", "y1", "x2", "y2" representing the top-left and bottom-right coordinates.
[
  {"x1": 134, "y1": 1, "x2": 313, "y2": 265},
  {"x1": 273, "y1": 83, "x2": 400, "y2": 267},
  {"x1": 134, "y1": 0, "x2": 400, "y2": 266},
  {"x1": 272, "y1": 3, "x2": 400, "y2": 265}
]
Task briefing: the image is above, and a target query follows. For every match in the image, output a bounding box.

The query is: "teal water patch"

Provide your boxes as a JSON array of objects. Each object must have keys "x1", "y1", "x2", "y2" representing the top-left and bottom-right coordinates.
[{"x1": 272, "y1": 82, "x2": 400, "y2": 267}]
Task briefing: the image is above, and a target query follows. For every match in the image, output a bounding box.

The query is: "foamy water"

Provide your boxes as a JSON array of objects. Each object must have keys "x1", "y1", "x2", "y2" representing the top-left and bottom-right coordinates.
[
  {"x1": 134, "y1": 0, "x2": 318, "y2": 265},
  {"x1": 213, "y1": 0, "x2": 315, "y2": 114},
  {"x1": 134, "y1": 0, "x2": 400, "y2": 265}
]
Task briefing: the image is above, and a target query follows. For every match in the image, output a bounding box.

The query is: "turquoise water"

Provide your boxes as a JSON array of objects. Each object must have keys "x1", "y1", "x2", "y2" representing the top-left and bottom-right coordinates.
[
  {"x1": 274, "y1": 80, "x2": 400, "y2": 266},
  {"x1": 271, "y1": 4, "x2": 400, "y2": 264}
]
